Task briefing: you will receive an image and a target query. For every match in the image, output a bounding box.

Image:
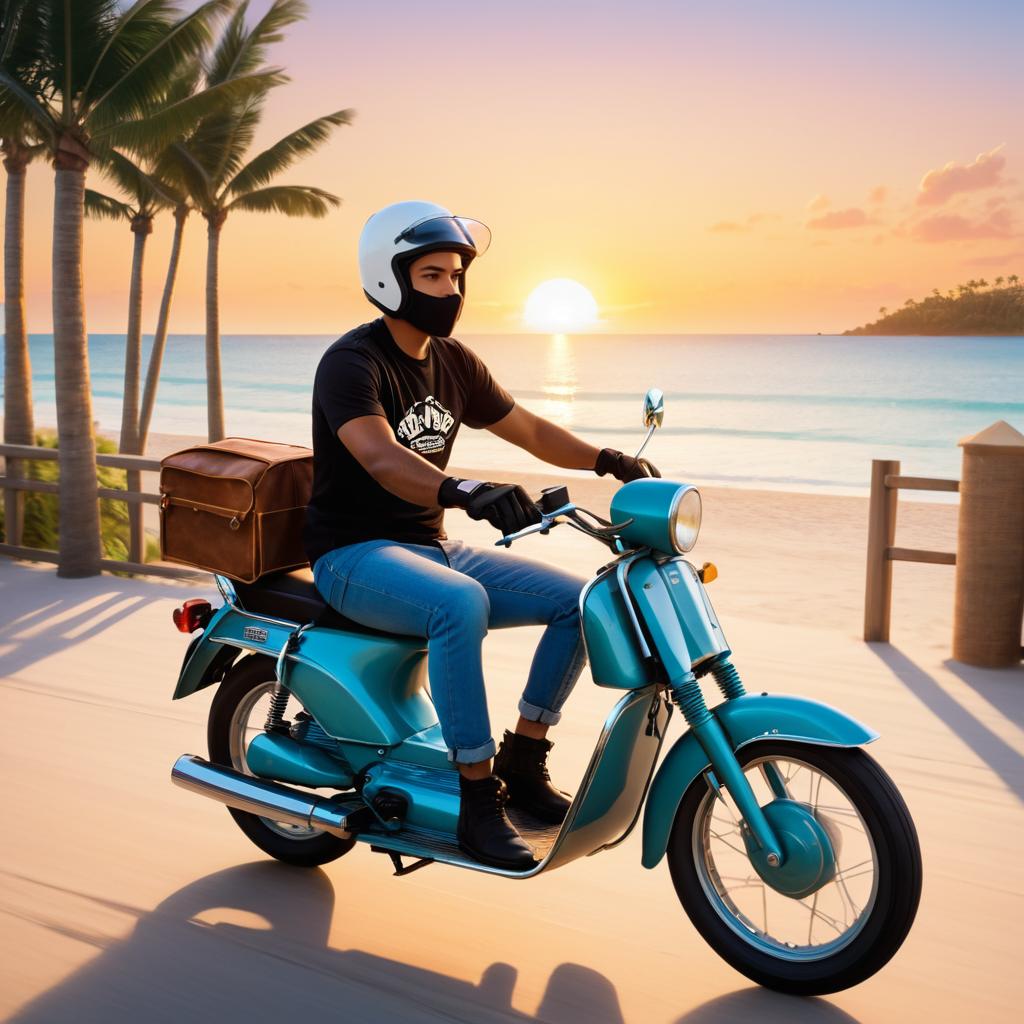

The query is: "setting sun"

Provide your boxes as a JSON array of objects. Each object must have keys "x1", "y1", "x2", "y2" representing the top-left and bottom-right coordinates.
[{"x1": 523, "y1": 278, "x2": 599, "y2": 332}]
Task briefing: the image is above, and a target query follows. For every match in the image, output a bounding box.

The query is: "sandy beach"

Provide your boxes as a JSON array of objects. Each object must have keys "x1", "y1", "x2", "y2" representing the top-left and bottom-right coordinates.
[{"x1": 4, "y1": 424, "x2": 1020, "y2": 1022}]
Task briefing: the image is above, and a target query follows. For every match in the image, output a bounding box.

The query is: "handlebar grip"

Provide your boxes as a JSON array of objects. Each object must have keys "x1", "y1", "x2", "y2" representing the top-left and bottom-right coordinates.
[{"x1": 538, "y1": 485, "x2": 570, "y2": 515}]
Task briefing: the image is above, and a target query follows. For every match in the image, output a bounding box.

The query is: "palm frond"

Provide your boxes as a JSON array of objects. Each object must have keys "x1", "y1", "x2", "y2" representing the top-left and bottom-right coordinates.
[
  {"x1": 159, "y1": 140, "x2": 215, "y2": 208},
  {"x1": 203, "y1": 0, "x2": 250, "y2": 86},
  {"x1": 45, "y1": 0, "x2": 122, "y2": 113},
  {"x1": 82, "y1": 0, "x2": 232, "y2": 124},
  {"x1": 206, "y1": 0, "x2": 306, "y2": 85},
  {"x1": 84, "y1": 188, "x2": 135, "y2": 221},
  {"x1": 0, "y1": 65, "x2": 57, "y2": 144},
  {"x1": 225, "y1": 184, "x2": 340, "y2": 218},
  {"x1": 191, "y1": 91, "x2": 266, "y2": 185},
  {"x1": 225, "y1": 108, "x2": 353, "y2": 197},
  {"x1": 93, "y1": 146, "x2": 180, "y2": 208},
  {"x1": 93, "y1": 68, "x2": 284, "y2": 157}
]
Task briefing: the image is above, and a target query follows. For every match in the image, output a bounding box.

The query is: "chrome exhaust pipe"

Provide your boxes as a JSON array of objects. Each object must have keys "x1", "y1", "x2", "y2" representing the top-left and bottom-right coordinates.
[{"x1": 171, "y1": 754, "x2": 353, "y2": 837}]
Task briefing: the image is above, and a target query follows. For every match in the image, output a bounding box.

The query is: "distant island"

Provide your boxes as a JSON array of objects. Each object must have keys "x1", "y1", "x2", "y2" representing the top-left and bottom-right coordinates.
[{"x1": 844, "y1": 277, "x2": 1023, "y2": 335}]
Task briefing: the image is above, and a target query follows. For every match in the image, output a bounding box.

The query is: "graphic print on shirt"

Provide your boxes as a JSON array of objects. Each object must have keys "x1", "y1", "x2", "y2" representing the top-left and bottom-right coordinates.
[{"x1": 396, "y1": 394, "x2": 456, "y2": 455}]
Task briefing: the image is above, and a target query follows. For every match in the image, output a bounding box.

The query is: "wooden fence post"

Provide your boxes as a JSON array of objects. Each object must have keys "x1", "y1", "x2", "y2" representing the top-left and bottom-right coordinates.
[
  {"x1": 2, "y1": 456, "x2": 25, "y2": 546},
  {"x1": 864, "y1": 459, "x2": 900, "y2": 641},
  {"x1": 126, "y1": 467, "x2": 144, "y2": 563}
]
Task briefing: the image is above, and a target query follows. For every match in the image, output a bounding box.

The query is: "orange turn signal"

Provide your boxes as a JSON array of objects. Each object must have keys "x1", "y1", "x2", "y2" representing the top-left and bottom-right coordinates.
[{"x1": 699, "y1": 562, "x2": 718, "y2": 584}]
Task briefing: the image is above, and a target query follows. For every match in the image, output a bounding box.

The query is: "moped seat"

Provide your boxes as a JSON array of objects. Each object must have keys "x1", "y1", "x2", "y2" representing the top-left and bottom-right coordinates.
[{"x1": 233, "y1": 568, "x2": 417, "y2": 641}]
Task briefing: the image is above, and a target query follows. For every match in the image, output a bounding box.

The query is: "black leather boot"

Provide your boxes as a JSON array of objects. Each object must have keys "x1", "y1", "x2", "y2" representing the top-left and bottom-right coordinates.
[
  {"x1": 492, "y1": 729, "x2": 572, "y2": 824},
  {"x1": 456, "y1": 773, "x2": 537, "y2": 870}
]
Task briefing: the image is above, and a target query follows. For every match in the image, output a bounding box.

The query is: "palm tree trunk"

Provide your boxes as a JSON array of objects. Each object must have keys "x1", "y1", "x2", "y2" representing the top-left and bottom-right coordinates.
[
  {"x1": 2, "y1": 141, "x2": 33, "y2": 547},
  {"x1": 119, "y1": 215, "x2": 152, "y2": 563},
  {"x1": 53, "y1": 139, "x2": 101, "y2": 577},
  {"x1": 204, "y1": 210, "x2": 226, "y2": 442},
  {"x1": 118, "y1": 216, "x2": 152, "y2": 455},
  {"x1": 138, "y1": 205, "x2": 188, "y2": 453}
]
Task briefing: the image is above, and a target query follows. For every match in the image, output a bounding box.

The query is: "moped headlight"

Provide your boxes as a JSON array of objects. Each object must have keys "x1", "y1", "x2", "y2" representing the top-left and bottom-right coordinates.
[
  {"x1": 670, "y1": 486, "x2": 702, "y2": 553},
  {"x1": 610, "y1": 479, "x2": 702, "y2": 554}
]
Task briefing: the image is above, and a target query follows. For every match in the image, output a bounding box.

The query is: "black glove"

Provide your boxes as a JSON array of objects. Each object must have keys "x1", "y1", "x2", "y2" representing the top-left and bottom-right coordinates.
[
  {"x1": 438, "y1": 477, "x2": 543, "y2": 536},
  {"x1": 593, "y1": 447, "x2": 661, "y2": 482}
]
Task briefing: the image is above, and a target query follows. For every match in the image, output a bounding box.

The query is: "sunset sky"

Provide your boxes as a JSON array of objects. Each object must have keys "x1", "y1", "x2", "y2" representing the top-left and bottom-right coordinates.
[{"x1": 10, "y1": 0, "x2": 1024, "y2": 334}]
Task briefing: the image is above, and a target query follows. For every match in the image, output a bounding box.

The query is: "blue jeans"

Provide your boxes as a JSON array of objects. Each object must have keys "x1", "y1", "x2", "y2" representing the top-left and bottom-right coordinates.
[{"x1": 312, "y1": 538, "x2": 588, "y2": 764}]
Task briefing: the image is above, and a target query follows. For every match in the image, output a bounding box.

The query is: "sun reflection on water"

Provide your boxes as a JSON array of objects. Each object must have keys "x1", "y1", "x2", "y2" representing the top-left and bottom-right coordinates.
[{"x1": 539, "y1": 333, "x2": 578, "y2": 425}]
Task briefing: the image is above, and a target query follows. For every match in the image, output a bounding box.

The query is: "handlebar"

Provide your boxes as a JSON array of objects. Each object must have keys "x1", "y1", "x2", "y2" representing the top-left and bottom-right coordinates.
[{"x1": 494, "y1": 486, "x2": 634, "y2": 550}]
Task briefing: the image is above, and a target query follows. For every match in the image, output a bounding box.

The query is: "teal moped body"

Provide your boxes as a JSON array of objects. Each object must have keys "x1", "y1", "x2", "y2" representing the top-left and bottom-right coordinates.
[{"x1": 172, "y1": 476, "x2": 878, "y2": 880}]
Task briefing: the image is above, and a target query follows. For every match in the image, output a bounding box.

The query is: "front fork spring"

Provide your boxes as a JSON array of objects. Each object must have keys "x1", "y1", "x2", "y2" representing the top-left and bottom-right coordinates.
[
  {"x1": 669, "y1": 672, "x2": 711, "y2": 727},
  {"x1": 264, "y1": 685, "x2": 290, "y2": 731},
  {"x1": 710, "y1": 660, "x2": 746, "y2": 700}
]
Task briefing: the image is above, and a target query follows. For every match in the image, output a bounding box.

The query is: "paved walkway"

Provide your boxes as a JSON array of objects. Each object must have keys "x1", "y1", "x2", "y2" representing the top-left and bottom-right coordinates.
[{"x1": 0, "y1": 554, "x2": 1021, "y2": 1022}]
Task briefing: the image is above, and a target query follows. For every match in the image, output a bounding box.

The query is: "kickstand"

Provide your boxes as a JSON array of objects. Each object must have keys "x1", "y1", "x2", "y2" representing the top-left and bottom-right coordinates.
[{"x1": 370, "y1": 846, "x2": 435, "y2": 876}]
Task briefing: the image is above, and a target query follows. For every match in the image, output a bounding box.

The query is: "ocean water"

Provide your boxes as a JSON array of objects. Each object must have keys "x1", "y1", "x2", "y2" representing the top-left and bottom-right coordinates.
[{"x1": 7, "y1": 331, "x2": 1024, "y2": 500}]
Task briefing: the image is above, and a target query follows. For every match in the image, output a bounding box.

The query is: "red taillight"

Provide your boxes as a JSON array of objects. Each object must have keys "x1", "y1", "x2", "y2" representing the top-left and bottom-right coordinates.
[{"x1": 173, "y1": 598, "x2": 212, "y2": 633}]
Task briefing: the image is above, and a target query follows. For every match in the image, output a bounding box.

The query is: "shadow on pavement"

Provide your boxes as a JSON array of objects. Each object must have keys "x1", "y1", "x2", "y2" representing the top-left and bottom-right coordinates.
[
  {"x1": 869, "y1": 644, "x2": 1024, "y2": 802},
  {"x1": 6, "y1": 862, "x2": 862, "y2": 1023}
]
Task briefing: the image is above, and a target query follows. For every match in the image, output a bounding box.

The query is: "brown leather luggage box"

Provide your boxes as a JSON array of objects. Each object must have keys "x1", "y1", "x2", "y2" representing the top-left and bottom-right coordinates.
[{"x1": 159, "y1": 437, "x2": 312, "y2": 582}]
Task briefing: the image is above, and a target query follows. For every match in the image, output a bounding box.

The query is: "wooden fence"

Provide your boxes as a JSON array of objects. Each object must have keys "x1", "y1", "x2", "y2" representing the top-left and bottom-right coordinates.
[
  {"x1": 0, "y1": 441, "x2": 202, "y2": 580},
  {"x1": 863, "y1": 458, "x2": 959, "y2": 642}
]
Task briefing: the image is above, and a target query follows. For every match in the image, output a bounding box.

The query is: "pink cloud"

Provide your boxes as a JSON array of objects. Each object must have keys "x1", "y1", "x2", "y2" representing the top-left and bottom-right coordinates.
[
  {"x1": 807, "y1": 207, "x2": 871, "y2": 230},
  {"x1": 916, "y1": 146, "x2": 1007, "y2": 206},
  {"x1": 911, "y1": 206, "x2": 1014, "y2": 242},
  {"x1": 807, "y1": 194, "x2": 830, "y2": 212},
  {"x1": 868, "y1": 185, "x2": 887, "y2": 204}
]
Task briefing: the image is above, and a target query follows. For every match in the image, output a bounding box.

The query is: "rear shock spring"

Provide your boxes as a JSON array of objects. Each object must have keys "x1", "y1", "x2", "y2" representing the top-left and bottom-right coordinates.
[
  {"x1": 710, "y1": 660, "x2": 746, "y2": 701},
  {"x1": 264, "y1": 684, "x2": 290, "y2": 731},
  {"x1": 669, "y1": 672, "x2": 711, "y2": 727}
]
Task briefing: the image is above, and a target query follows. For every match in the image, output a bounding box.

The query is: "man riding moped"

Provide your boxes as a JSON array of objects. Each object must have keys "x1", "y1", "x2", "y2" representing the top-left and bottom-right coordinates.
[{"x1": 302, "y1": 200, "x2": 658, "y2": 869}]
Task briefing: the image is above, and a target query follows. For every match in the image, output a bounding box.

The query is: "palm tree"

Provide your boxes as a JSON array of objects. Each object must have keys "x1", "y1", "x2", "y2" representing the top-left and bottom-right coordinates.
[
  {"x1": 0, "y1": 0, "x2": 46, "y2": 545},
  {"x1": 995, "y1": 276, "x2": 1005, "y2": 288},
  {"x1": 164, "y1": 0, "x2": 352, "y2": 441},
  {"x1": 1009, "y1": 275, "x2": 1020, "y2": 288},
  {"x1": 86, "y1": 151, "x2": 180, "y2": 457},
  {"x1": 0, "y1": 0, "x2": 279, "y2": 576},
  {"x1": 86, "y1": 150, "x2": 183, "y2": 559}
]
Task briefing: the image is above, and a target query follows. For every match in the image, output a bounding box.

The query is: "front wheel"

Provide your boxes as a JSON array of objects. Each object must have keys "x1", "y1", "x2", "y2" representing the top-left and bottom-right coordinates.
[
  {"x1": 667, "y1": 740, "x2": 921, "y2": 995},
  {"x1": 208, "y1": 654, "x2": 357, "y2": 868}
]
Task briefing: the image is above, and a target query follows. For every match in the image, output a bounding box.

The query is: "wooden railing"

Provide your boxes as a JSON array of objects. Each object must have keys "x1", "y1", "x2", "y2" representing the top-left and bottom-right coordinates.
[
  {"x1": 0, "y1": 442, "x2": 203, "y2": 580},
  {"x1": 863, "y1": 458, "x2": 959, "y2": 642}
]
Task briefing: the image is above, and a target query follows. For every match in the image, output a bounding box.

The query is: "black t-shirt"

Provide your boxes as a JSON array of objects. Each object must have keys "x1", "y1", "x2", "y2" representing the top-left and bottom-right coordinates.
[{"x1": 302, "y1": 318, "x2": 516, "y2": 565}]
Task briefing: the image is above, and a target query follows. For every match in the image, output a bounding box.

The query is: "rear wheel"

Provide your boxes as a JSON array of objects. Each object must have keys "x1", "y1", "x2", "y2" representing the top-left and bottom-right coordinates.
[
  {"x1": 208, "y1": 655, "x2": 357, "y2": 868},
  {"x1": 666, "y1": 741, "x2": 921, "y2": 995}
]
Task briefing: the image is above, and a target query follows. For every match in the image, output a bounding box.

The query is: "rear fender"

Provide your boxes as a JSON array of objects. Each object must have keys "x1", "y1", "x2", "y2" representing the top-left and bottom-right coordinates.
[
  {"x1": 172, "y1": 603, "x2": 279, "y2": 699},
  {"x1": 640, "y1": 693, "x2": 878, "y2": 868}
]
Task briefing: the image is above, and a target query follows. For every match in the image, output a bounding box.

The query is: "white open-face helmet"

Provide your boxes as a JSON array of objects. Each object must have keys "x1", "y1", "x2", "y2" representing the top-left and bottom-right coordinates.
[{"x1": 358, "y1": 200, "x2": 491, "y2": 317}]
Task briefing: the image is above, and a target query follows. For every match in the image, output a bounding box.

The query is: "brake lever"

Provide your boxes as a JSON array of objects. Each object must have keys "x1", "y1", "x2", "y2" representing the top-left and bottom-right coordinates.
[
  {"x1": 570, "y1": 506, "x2": 635, "y2": 537},
  {"x1": 494, "y1": 516, "x2": 563, "y2": 548}
]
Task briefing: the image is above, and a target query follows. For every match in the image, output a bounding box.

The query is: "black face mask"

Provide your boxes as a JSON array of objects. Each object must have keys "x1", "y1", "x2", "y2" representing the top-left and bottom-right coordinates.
[{"x1": 402, "y1": 288, "x2": 463, "y2": 338}]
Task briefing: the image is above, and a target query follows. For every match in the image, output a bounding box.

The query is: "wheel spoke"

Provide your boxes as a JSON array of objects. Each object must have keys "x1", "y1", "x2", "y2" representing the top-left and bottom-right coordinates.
[{"x1": 692, "y1": 749, "x2": 883, "y2": 962}]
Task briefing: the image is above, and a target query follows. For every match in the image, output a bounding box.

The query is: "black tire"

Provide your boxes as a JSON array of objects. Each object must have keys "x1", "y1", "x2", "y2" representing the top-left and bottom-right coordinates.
[
  {"x1": 207, "y1": 654, "x2": 357, "y2": 868},
  {"x1": 666, "y1": 741, "x2": 922, "y2": 995}
]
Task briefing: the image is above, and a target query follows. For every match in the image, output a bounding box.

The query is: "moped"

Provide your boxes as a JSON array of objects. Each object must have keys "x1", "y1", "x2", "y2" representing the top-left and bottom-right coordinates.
[{"x1": 169, "y1": 389, "x2": 922, "y2": 996}]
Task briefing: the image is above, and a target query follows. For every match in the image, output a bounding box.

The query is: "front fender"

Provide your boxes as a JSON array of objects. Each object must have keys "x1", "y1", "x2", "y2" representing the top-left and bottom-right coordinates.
[{"x1": 640, "y1": 693, "x2": 879, "y2": 869}]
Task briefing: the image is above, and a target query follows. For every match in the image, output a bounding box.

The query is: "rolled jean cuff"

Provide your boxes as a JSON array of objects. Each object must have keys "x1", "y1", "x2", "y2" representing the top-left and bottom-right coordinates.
[
  {"x1": 446, "y1": 737, "x2": 497, "y2": 765},
  {"x1": 518, "y1": 697, "x2": 562, "y2": 726}
]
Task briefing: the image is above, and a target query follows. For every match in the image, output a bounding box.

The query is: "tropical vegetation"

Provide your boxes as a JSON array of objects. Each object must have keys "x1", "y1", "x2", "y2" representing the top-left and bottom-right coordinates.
[
  {"x1": 845, "y1": 277, "x2": 1024, "y2": 335},
  {"x1": 158, "y1": 0, "x2": 351, "y2": 441},
  {"x1": 0, "y1": 0, "x2": 349, "y2": 577},
  {"x1": 0, "y1": 430, "x2": 160, "y2": 564}
]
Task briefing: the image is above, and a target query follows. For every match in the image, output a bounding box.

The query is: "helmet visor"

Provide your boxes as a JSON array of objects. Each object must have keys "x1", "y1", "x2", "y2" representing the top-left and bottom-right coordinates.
[{"x1": 395, "y1": 215, "x2": 491, "y2": 257}]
